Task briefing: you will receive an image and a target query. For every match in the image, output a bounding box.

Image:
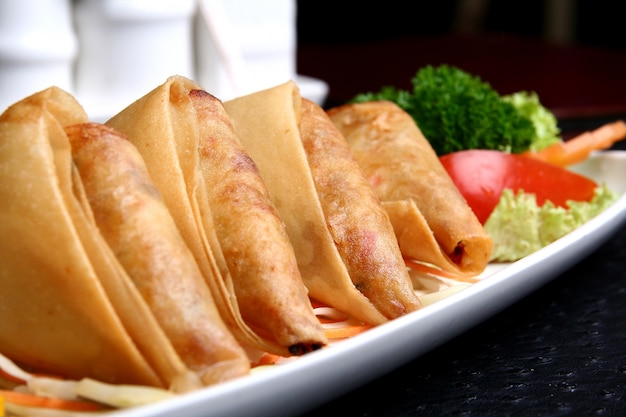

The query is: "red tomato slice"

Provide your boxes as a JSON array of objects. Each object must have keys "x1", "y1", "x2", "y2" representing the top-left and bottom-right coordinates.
[{"x1": 439, "y1": 149, "x2": 598, "y2": 224}]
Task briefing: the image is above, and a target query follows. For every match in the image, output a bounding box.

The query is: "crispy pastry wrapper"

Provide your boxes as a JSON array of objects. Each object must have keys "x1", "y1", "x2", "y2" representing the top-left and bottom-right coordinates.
[
  {"x1": 327, "y1": 100, "x2": 493, "y2": 276},
  {"x1": 299, "y1": 98, "x2": 422, "y2": 319},
  {"x1": 224, "y1": 81, "x2": 421, "y2": 325},
  {"x1": 188, "y1": 90, "x2": 327, "y2": 354},
  {"x1": 106, "y1": 76, "x2": 326, "y2": 356},
  {"x1": 66, "y1": 122, "x2": 251, "y2": 385},
  {"x1": 0, "y1": 87, "x2": 201, "y2": 392}
]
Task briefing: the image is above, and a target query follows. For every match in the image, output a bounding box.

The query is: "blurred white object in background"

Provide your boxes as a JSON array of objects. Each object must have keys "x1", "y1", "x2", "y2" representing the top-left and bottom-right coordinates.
[
  {"x1": 0, "y1": 0, "x2": 77, "y2": 112},
  {"x1": 196, "y1": 0, "x2": 327, "y2": 104},
  {"x1": 74, "y1": 0, "x2": 196, "y2": 121},
  {"x1": 295, "y1": 74, "x2": 329, "y2": 107},
  {"x1": 0, "y1": 0, "x2": 327, "y2": 119}
]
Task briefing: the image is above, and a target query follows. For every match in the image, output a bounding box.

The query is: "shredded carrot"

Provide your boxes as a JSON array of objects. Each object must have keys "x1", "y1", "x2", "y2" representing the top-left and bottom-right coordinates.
[
  {"x1": 404, "y1": 258, "x2": 459, "y2": 278},
  {"x1": 522, "y1": 119, "x2": 626, "y2": 166},
  {"x1": 253, "y1": 353, "x2": 282, "y2": 367},
  {"x1": 0, "y1": 389, "x2": 105, "y2": 412},
  {"x1": 323, "y1": 325, "x2": 373, "y2": 339},
  {"x1": 404, "y1": 258, "x2": 479, "y2": 283},
  {"x1": 0, "y1": 368, "x2": 26, "y2": 386},
  {"x1": 312, "y1": 305, "x2": 374, "y2": 339},
  {"x1": 250, "y1": 307, "x2": 372, "y2": 367}
]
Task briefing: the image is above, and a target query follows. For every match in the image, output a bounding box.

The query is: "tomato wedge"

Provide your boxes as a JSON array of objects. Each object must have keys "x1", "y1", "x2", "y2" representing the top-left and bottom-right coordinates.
[{"x1": 439, "y1": 149, "x2": 598, "y2": 224}]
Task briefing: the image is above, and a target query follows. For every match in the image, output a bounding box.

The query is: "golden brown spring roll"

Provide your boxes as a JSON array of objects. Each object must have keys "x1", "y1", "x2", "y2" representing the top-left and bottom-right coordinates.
[
  {"x1": 66, "y1": 122, "x2": 251, "y2": 385},
  {"x1": 327, "y1": 100, "x2": 492, "y2": 276},
  {"x1": 224, "y1": 81, "x2": 421, "y2": 324},
  {"x1": 106, "y1": 75, "x2": 326, "y2": 357},
  {"x1": 0, "y1": 87, "x2": 200, "y2": 391},
  {"x1": 189, "y1": 90, "x2": 327, "y2": 354},
  {"x1": 299, "y1": 98, "x2": 422, "y2": 319}
]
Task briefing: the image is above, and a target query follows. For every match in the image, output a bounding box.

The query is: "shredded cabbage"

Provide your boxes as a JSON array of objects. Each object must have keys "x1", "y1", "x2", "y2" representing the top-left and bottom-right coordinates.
[{"x1": 485, "y1": 184, "x2": 620, "y2": 262}]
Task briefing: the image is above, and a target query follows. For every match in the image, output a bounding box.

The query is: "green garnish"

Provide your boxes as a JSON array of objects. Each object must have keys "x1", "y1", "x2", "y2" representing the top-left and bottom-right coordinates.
[
  {"x1": 351, "y1": 64, "x2": 560, "y2": 156},
  {"x1": 485, "y1": 184, "x2": 619, "y2": 262}
]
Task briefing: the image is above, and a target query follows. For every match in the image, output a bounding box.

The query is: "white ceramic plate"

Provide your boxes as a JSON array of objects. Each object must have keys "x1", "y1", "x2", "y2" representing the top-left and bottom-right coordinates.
[{"x1": 113, "y1": 150, "x2": 626, "y2": 417}]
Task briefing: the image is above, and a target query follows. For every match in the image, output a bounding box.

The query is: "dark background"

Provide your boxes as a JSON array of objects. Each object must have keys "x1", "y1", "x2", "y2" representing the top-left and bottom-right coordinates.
[
  {"x1": 296, "y1": 0, "x2": 625, "y2": 51},
  {"x1": 295, "y1": 0, "x2": 626, "y2": 132}
]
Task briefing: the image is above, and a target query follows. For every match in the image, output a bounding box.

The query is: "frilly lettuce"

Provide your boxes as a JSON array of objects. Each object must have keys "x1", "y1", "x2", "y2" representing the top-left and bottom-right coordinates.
[
  {"x1": 503, "y1": 91, "x2": 561, "y2": 152},
  {"x1": 485, "y1": 184, "x2": 619, "y2": 262}
]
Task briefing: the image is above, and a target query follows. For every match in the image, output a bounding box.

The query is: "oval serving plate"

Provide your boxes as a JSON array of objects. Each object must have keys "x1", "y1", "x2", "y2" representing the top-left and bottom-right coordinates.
[{"x1": 106, "y1": 151, "x2": 626, "y2": 417}]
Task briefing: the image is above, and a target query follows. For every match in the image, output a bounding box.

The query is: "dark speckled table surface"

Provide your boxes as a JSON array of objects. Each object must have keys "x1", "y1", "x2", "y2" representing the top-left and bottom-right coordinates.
[{"x1": 297, "y1": 35, "x2": 626, "y2": 417}]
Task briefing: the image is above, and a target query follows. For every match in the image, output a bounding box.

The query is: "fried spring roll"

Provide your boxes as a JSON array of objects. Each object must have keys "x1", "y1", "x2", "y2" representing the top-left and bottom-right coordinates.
[
  {"x1": 0, "y1": 87, "x2": 200, "y2": 391},
  {"x1": 106, "y1": 75, "x2": 326, "y2": 357},
  {"x1": 327, "y1": 100, "x2": 493, "y2": 275},
  {"x1": 299, "y1": 99, "x2": 421, "y2": 319},
  {"x1": 189, "y1": 89, "x2": 327, "y2": 354},
  {"x1": 66, "y1": 122, "x2": 251, "y2": 385},
  {"x1": 224, "y1": 81, "x2": 420, "y2": 324}
]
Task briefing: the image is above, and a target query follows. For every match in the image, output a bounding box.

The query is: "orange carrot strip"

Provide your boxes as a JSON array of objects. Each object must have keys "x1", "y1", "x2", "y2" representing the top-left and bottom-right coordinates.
[
  {"x1": 522, "y1": 120, "x2": 626, "y2": 166},
  {"x1": 0, "y1": 389, "x2": 105, "y2": 412},
  {"x1": 324, "y1": 325, "x2": 372, "y2": 339},
  {"x1": 0, "y1": 368, "x2": 26, "y2": 386},
  {"x1": 253, "y1": 353, "x2": 282, "y2": 367},
  {"x1": 317, "y1": 317, "x2": 343, "y2": 324},
  {"x1": 311, "y1": 302, "x2": 373, "y2": 338},
  {"x1": 404, "y1": 258, "x2": 479, "y2": 283}
]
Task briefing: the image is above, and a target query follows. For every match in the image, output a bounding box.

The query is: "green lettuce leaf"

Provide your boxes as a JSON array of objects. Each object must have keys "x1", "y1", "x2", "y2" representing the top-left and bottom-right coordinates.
[
  {"x1": 502, "y1": 91, "x2": 561, "y2": 152},
  {"x1": 485, "y1": 184, "x2": 619, "y2": 262}
]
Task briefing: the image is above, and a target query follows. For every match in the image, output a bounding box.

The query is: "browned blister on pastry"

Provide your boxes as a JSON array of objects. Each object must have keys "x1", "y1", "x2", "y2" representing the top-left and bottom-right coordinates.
[
  {"x1": 327, "y1": 100, "x2": 492, "y2": 276},
  {"x1": 0, "y1": 87, "x2": 201, "y2": 392},
  {"x1": 299, "y1": 99, "x2": 421, "y2": 319},
  {"x1": 107, "y1": 75, "x2": 326, "y2": 357},
  {"x1": 66, "y1": 122, "x2": 251, "y2": 385}
]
